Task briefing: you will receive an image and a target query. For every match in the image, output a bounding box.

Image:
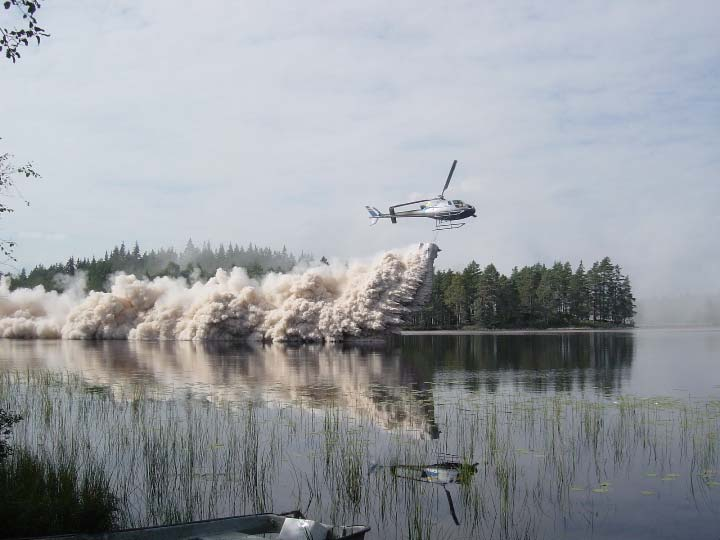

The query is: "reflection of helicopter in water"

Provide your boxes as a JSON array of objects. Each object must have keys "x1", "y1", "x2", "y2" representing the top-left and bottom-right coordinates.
[
  {"x1": 365, "y1": 160, "x2": 476, "y2": 230},
  {"x1": 370, "y1": 457, "x2": 478, "y2": 526}
]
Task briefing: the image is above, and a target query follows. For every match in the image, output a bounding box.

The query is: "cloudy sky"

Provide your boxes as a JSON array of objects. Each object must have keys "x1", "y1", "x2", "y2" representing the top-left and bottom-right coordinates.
[{"x1": 1, "y1": 1, "x2": 718, "y2": 299}]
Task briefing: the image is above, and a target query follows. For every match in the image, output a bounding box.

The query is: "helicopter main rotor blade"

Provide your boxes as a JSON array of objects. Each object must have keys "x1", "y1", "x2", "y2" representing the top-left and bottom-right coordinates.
[{"x1": 441, "y1": 160, "x2": 458, "y2": 198}]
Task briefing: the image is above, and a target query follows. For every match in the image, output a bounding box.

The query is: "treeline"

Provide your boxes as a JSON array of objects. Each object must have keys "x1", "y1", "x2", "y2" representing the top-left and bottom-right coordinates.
[
  {"x1": 8, "y1": 240, "x2": 312, "y2": 292},
  {"x1": 408, "y1": 257, "x2": 635, "y2": 329}
]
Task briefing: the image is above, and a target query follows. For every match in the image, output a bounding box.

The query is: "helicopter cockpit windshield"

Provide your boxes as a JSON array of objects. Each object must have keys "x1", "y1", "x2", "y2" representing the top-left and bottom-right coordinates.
[{"x1": 452, "y1": 200, "x2": 465, "y2": 207}]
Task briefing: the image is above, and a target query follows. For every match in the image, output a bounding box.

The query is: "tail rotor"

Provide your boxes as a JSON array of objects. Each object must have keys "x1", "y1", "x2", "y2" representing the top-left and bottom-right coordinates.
[{"x1": 365, "y1": 206, "x2": 381, "y2": 226}]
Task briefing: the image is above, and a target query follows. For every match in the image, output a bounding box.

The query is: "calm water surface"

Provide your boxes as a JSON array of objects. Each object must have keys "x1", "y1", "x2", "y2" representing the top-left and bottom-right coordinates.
[{"x1": 1, "y1": 329, "x2": 719, "y2": 539}]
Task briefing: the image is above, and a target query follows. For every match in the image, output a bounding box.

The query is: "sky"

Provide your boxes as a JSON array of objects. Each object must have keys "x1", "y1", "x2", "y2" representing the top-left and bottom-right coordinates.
[{"x1": 1, "y1": 0, "x2": 718, "y2": 301}]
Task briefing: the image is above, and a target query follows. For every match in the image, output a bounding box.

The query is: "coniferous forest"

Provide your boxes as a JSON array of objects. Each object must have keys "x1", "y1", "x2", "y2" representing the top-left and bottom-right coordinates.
[
  {"x1": 5, "y1": 242, "x2": 635, "y2": 329},
  {"x1": 7, "y1": 240, "x2": 311, "y2": 293},
  {"x1": 408, "y1": 257, "x2": 636, "y2": 329}
]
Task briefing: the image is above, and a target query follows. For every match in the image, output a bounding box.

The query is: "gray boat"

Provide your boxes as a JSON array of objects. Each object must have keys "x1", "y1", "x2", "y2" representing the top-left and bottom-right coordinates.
[{"x1": 34, "y1": 511, "x2": 370, "y2": 540}]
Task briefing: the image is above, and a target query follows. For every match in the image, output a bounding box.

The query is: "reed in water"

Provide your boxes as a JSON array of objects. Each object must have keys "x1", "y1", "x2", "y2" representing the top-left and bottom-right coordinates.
[{"x1": 0, "y1": 369, "x2": 719, "y2": 539}]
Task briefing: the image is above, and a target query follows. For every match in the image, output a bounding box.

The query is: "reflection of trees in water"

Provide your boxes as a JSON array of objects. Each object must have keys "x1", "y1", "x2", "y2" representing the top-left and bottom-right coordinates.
[
  {"x1": 0, "y1": 332, "x2": 634, "y2": 438},
  {"x1": 198, "y1": 341, "x2": 441, "y2": 437},
  {"x1": 400, "y1": 333, "x2": 635, "y2": 394},
  {"x1": 0, "y1": 339, "x2": 441, "y2": 438}
]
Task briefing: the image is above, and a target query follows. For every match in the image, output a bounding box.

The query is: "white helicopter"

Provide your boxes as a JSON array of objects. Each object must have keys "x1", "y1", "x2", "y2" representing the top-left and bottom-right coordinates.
[{"x1": 365, "y1": 160, "x2": 476, "y2": 230}]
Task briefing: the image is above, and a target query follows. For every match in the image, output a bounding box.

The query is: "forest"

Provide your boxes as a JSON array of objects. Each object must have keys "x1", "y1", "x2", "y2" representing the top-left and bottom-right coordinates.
[
  {"x1": 407, "y1": 257, "x2": 635, "y2": 329},
  {"x1": 4, "y1": 242, "x2": 634, "y2": 329},
  {"x1": 6, "y1": 240, "x2": 311, "y2": 292}
]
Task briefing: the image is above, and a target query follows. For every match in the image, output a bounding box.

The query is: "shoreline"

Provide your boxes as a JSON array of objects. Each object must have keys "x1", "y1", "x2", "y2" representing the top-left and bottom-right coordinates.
[
  {"x1": 400, "y1": 325, "x2": 720, "y2": 336},
  {"x1": 400, "y1": 328, "x2": 633, "y2": 336}
]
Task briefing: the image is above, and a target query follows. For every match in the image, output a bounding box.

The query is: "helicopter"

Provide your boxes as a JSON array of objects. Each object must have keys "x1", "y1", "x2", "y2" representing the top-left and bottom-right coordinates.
[
  {"x1": 365, "y1": 160, "x2": 476, "y2": 230},
  {"x1": 369, "y1": 457, "x2": 478, "y2": 526}
]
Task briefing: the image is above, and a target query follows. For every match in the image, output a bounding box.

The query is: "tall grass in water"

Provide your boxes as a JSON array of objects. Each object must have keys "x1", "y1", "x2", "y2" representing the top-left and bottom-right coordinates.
[
  {"x1": 0, "y1": 369, "x2": 719, "y2": 539},
  {"x1": 0, "y1": 448, "x2": 118, "y2": 537}
]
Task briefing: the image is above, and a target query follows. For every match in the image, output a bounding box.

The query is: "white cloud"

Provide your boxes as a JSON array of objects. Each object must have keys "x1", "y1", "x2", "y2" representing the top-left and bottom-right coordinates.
[
  {"x1": 18, "y1": 231, "x2": 66, "y2": 241},
  {"x1": 0, "y1": 0, "x2": 718, "y2": 300}
]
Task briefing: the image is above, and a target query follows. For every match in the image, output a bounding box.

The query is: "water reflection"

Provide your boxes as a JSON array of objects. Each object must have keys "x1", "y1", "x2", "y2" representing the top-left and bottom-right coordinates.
[
  {"x1": 0, "y1": 332, "x2": 635, "y2": 438},
  {"x1": 400, "y1": 333, "x2": 635, "y2": 394},
  {"x1": 0, "y1": 339, "x2": 441, "y2": 438},
  {"x1": 372, "y1": 459, "x2": 478, "y2": 526},
  {"x1": 3, "y1": 331, "x2": 720, "y2": 540}
]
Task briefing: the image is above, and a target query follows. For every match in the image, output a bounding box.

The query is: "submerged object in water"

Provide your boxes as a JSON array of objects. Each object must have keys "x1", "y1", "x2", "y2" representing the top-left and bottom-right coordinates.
[{"x1": 371, "y1": 458, "x2": 478, "y2": 527}]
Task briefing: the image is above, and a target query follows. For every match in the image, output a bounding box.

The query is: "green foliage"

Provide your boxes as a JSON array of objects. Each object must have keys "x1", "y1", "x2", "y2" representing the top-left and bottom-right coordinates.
[
  {"x1": 8, "y1": 240, "x2": 311, "y2": 292},
  {"x1": 408, "y1": 256, "x2": 635, "y2": 329},
  {"x1": 0, "y1": 407, "x2": 21, "y2": 462},
  {"x1": 443, "y1": 273, "x2": 467, "y2": 327},
  {"x1": 0, "y1": 449, "x2": 119, "y2": 537},
  {"x1": 2, "y1": 406, "x2": 118, "y2": 535},
  {"x1": 0, "y1": 0, "x2": 49, "y2": 63},
  {"x1": 475, "y1": 263, "x2": 501, "y2": 327},
  {"x1": 0, "y1": 148, "x2": 40, "y2": 261},
  {"x1": 2, "y1": 0, "x2": 47, "y2": 259}
]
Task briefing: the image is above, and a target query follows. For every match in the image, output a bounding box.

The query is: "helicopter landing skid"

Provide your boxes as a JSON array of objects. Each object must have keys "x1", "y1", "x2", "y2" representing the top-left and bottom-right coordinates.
[{"x1": 434, "y1": 220, "x2": 465, "y2": 231}]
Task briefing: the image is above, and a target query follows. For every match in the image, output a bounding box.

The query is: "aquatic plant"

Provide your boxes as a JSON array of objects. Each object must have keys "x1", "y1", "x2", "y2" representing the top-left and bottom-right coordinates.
[
  {"x1": 0, "y1": 368, "x2": 718, "y2": 539},
  {"x1": 0, "y1": 447, "x2": 119, "y2": 537}
]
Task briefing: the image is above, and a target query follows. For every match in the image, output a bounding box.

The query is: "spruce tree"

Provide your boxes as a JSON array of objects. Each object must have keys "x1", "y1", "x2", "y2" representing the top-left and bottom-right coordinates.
[{"x1": 64, "y1": 257, "x2": 75, "y2": 276}]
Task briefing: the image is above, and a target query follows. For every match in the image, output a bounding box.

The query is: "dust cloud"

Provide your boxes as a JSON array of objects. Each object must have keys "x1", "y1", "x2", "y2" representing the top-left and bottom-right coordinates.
[{"x1": 0, "y1": 243, "x2": 439, "y2": 342}]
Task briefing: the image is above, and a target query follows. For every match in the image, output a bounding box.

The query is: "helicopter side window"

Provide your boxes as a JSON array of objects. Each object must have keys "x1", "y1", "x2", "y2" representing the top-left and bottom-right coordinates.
[
  {"x1": 448, "y1": 201, "x2": 452, "y2": 206},
  {"x1": 453, "y1": 200, "x2": 463, "y2": 206}
]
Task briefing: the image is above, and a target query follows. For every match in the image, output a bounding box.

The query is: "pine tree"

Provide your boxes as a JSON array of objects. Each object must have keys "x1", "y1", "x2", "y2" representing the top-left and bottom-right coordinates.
[
  {"x1": 599, "y1": 257, "x2": 615, "y2": 322},
  {"x1": 568, "y1": 261, "x2": 589, "y2": 321},
  {"x1": 512, "y1": 264, "x2": 544, "y2": 324},
  {"x1": 475, "y1": 264, "x2": 500, "y2": 327},
  {"x1": 536, "y1": 267, "x2": 556, "y2": 325},
  {"x1": 617, "y1": 274, "x2": 636, "y2": 324},
  {"x1": 444, "y1": 272, "x2": 466, "y2": 328},
  {"x1": 559, "y1": 262, "x2": 572, "y2": 316},
  {"x1": 496, "y1": 275, "x2": 520, "y2": 326},
  {"x1": 462, "y1": 261, "x2": 481, "y2": 323},
  {"x1": 587, "y1": 262, "x2": 601, "y2": 321}
]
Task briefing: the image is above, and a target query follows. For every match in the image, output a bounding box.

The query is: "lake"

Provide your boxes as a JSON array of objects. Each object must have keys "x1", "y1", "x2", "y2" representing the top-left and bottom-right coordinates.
[{"x1": 1, "y1": 329, "x2": 719, "y2": 539}]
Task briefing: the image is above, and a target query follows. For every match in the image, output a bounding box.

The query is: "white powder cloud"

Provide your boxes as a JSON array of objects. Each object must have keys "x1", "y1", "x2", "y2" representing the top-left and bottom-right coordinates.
[{"x1": 0, "y1": 243, "x2": 438, "y2": 342}]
